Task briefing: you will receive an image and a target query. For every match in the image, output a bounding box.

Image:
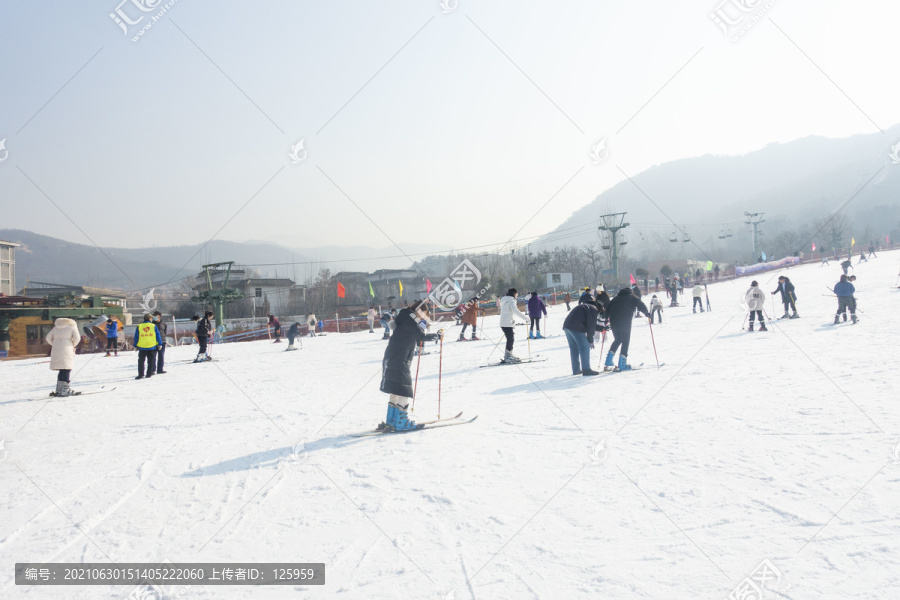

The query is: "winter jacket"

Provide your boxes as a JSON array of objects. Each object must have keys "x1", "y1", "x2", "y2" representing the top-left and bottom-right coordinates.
[
  {"x1": 380, "y1": 308, "x2": 426, "y2": 398},
  {"x1": 196, "y1": 316, "x2": 212, "y2": 337},
  {"x1": 563, "y1": 292, "x2": 572, "y2": 303},
  {"x1": 607, "y1": 288, "x2": 649, "y2": 330},
  {"x1": 578, "y1": 291, "x2": 594, "y2": 305},
  {"x1": 46, "y1": 318, "x2": 80, "y2": 371},
  {"x1": 631, "y1": 285, "x2": 642, "y2": 299},
  {"x1": 134, "y1": 321, "x2": 162, "y2": 349},
  {"x1": 288, "y1": 323, "x2": 301, "y2": 337},
  {"x1": 527, "y1": 295, "x2": 547, "y2": 318},
  {"x1": 833, "y1": 281, "x2": 856, "y2": 297},
  {"x1": 562, "y1": 303, "x2": 598, "y2": 339},
  {"x1": 308, "y1": 314, "x2": 317, "y2": 327},
  {"x1": 499, "y1": 295, "x2": 528, "y2": 327},
  {"x1": 692, "y1": 285, "x2": 704, "y2": 298},
  {"x1": 461, "y1": 300, "x2": 479, "y2": 326},
  {"x1": 772, "y1": 279, "x2": 796, "y2": 303},
  {"x1": 105, "y1": 320, "x2": 118, "y2": 338},
  {"x1": 269, "y1": 316, "x2": 280, "y2": 328},
  {"x1": 155, "y1": 318, "x2": 168, "y2": 342},
  {"x1": 650, "y1": 297, "x2": 663, "y2": 310},
  {"x1": 367, "y1": 308, "x2": 376, "y2": 321},
  {"x1": 745, "y1": 286, "x2": 765, "y2": 311}
]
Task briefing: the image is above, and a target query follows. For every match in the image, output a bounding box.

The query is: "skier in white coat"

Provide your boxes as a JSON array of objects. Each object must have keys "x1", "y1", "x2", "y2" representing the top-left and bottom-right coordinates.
[
  {"x1": 744, "y1": 281, "x2": 768, "y2": 331},
  {"x1": 499, "y1": 288, "x2": 529, "y2": 363},
  {"x1": 45, "y1": 317, "x2": 81, "y2": 396}
]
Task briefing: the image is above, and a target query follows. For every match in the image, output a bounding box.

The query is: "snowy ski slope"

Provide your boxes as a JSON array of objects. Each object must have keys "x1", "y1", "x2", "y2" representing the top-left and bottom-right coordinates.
[{"x1": 1, "y1": 252, "x2": 899, "y2": 599}]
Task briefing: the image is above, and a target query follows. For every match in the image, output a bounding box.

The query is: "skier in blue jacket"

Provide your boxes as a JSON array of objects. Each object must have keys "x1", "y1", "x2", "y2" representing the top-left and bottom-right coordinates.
[
  {"x1": 105, "y1": 317, "x2": 119, "y2": 356},
  {"x1": 833, "y1": 274, "x2": 857, "y2": 324}
]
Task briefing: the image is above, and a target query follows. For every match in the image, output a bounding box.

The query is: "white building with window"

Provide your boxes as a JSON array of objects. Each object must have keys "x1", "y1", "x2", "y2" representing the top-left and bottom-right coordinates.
[{"x1": 0, "y1": 239, "x2": 19, "y2": 296}]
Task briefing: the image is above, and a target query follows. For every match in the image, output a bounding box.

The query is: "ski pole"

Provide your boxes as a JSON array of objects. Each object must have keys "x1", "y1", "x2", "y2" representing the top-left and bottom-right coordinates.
[
  {"x1": 411, "y1": 342, "x2": 423, "y2": 412},
  {"x1": 648, "y1": 320, "x2": 660, "y2": 370},
  {"x1": 597, "y1": 322, "x2": 607, "y2": 369},
  {"x1": 741, "y1": 312, "x2": 748, "y2": 331},
  {"x1": 437, "y1": 335, "x2": 443, "y2": 419},
  {"x1": 526, "y1": 324, "x2": 532, "y2": 359}
]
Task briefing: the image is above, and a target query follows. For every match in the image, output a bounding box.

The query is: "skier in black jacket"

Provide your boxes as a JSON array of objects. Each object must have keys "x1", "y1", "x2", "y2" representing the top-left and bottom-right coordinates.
[
  {"x1": 193, "y1": 311, "x2": 214, "y2": 362},
  {"x1": 378, "y1": 300, "x2": 428, "y2": 431},
  {"x1": 562, "y1": 301, "x2": 601, "y2": 376},
  {"x1": 578, "y1": 287, "x2": 594, "y2": 304},
  {"x1": 602, "y1": 288, "x2": 650, "y2": 371},
  {"x1": 771, "y1": 276, "x2": 799, "y2": 318}
]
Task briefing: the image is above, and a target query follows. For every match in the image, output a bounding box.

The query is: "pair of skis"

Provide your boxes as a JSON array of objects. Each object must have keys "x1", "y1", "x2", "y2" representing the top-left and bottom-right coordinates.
[
  {"x1": 47, "y1": 386, "x2": 117, "y2": 398},
  {"x1": 479, "y1": 357, "x2": 548, "y2": 368},
  {"x1": 349, "y1": 412, "x2": 477, "y2": 437}
]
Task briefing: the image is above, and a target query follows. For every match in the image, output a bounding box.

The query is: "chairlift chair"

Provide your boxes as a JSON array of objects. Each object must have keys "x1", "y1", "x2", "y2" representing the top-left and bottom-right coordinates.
[
  {"x1": 718, "y1": 230, "x2": 727, "y2": 240},
  {"x1": 668, "y1": 232, "x2": 678, "y2": 243},
  {"x1": 618, "y1": 234, "x2": 628, "y2": 246}
]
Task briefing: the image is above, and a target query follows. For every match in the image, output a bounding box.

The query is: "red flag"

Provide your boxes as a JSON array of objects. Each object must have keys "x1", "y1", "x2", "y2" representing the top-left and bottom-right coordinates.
[
  {"x1": 811, "y1": 242, "x2": 816, "y2": 252},
  {"x1": 629, "y1": 273, "x2": 636, "y2": 285},
  {"x1": 426, "y1": 278, "x2": 432, "y2": 293},
  {"x1": 337, "y1": 282, "x2": 346, "y2": 298}
]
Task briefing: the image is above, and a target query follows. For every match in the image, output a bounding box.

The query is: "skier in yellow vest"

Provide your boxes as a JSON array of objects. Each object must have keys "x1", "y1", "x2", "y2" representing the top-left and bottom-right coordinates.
[{"x1": 133, "y1": 314, "x2": 162, "y2": 379}]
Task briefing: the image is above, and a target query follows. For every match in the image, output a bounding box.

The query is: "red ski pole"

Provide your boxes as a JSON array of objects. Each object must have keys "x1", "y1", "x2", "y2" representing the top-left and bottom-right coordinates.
[
  {"x1": 411, "y1": 342, "x2": 423, "y2": 412},
  {"x1": 437, "y1": 335, "x2": 443, "y2": 419},
  {"x1": 648, "y1": 320, "x2": 660, "y2": 369}
]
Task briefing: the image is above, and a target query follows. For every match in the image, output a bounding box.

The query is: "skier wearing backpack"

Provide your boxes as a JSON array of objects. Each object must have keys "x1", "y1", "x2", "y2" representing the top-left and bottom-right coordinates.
[
  {"x1": 692, "y1": 284, "x2": 705, "y2": 313},
  {"x1": 771, "y1": 276, "x2": 799, "y2": 318},
  {"x1": 527, "y1": 291, "x2": 547, "y2": 339},
  {"x1": 378, "y1": 300, "x2": 429, "y2": 431},
  {"x1": 602, "y1": 288, "x2": 650, "y2": 371},
  {"x1": 499, "y1": 289, "x2": 529, "y2": 363},
  {"x1": 744, "y1": 281, "x2": 767, "y2": 331},
  {"x1": 833, "y1": 274, "x2": 857, "y2": 324}
]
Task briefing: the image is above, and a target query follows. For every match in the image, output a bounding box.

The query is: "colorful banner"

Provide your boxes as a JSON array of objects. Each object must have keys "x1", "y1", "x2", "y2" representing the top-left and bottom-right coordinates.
[
  {"x1": 398, "y1": 280, "x2": 404, "y2": 296},
  {"x1": 426, "y1": 278, "x2": 432, "y2": 293},
  {"x1": 629, "y1": 273, "x2": 636, "y2": 285},
  {"x1": 811, "y1": 242, "x2": 816, "y2": 252},
  {"x1": 851, "y1": 237, "x2": 855, "y2": 246},
  {"x1": 337, "y1": 282, "x2": 346, "y2": 298},
  {"x1": 369, "y1": 281, "x2": 375, "y2": 297},
  {"x1": 706, "y1": 260, "x2": 713, "y2": 271}
]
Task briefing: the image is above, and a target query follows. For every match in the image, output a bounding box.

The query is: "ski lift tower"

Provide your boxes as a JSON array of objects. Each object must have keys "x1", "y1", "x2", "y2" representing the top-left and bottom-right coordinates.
[
  {"x1": 598, "y1": 212, "x2": 630, "y2": 281},
  {"x1": 744, "y1": 212, "x2": 765, "y2": 261},
  {"x1": 191, "y1": 261, "x2": 245, "y2": 326}
]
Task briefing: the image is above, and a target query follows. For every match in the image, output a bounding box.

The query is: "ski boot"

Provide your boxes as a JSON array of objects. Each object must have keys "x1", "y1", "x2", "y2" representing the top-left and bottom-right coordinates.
[
  {"x1": 789, "y1": 312, "x2": 799, "y2": 319},
  {"x1": 105, "y1": 352, "x2": 111, "y2": 357},
  {"x1": 749, "y1": 321, "x2": 754, "y2": 331},
  {"x1": 842, "y1": 313, "x2": 847, "y2": 322},
  {"x1": 528, "y1": 331, "x2": 535, "y2": 339},
  {"x1": 470, "y1": 336, "x2": 480, "y2": 341},
  {"x1": 458, "y1": 333, "x2": 466, "y2": 341},
  {"x1": 582, "y1": 368, "x2": 600, "y2": 376},
  {"x1": 851, "y1": 314, "x2": 858, "y2": 324},
  {"x1": 758, "y1": 322, "x2": 768, "y2": 331},
  {"x1": 389, "y1": 402, "x2": 418, "y2": 431},
  {"x1": 617, "y1": 355, "x2": 632, "y2": 371},
  {"x1": 378, "y1": 405, "x2": 398, "y2": 431},
  {"x1": 535, "y1": 331, "x2": 543, "y2": 339},
  {"x1": 502, "y1": 350, "x2": 521, "y2": 364},
  {"x1": 56, "y1": 381, "x2": 78, "y2": 397},
  {"x1": 604, "y1": 351, "x2": 615, "y2": 370}
]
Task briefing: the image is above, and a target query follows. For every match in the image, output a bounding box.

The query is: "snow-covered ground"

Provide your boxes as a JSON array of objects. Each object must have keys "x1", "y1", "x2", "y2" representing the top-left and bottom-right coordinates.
[{"x1": 2, "y1": 253, "x2": 899, "y2": 599}]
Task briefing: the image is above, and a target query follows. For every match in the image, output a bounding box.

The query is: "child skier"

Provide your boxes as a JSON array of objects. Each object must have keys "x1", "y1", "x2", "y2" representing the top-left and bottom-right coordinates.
[
  {"x1": 367, "y1": 307, "x2": 376, "y2": 333},
  {"x1": 499, "y1": 288, "x2": 529, "y2": 363},
  {"x1": 268, "y1": 314, "x2": 282, "y2": 342},
  {"x1": 194, "y1": 311, "x2": 213, "y2": 362},
  {"x1": 378, "y1": 299, "x2": 430, "y2": 432},
  {"x1": 527, "y1": 291, "x2": 547, "y2": 339},
  {"x1": 649, "y1": 295, "x2": 663, "y2": 323},
  {"x1": 46, "y1": 317, "x2": 80, "y2": 396},
  {"x1": 692, "y1": 284, "x2": 705, "y2": 313},
  {"x1": 833, "y1": 274, "x2": 857, "y2": 324},
  {"x1": 562, "y1": 300, "x2": 601, "y2": 376},
  {"x1": 286, "y1": 322, "x2": 302, "y2": 349},
  {"x1": 104, "y1": 316, "x2": 118, "y2": 356},
  {"x1": 771, "y1": 276, "x2": 799, "y2": 318},
  {"x1": 459, "y1": 299, "x2": 480, "y2": 341},
  {"x1": 744, "y1": 281, "x2": 767, "y2": 331},
  {"x1": 602, "y1": 288, "x2": 650, "y2": 371}
]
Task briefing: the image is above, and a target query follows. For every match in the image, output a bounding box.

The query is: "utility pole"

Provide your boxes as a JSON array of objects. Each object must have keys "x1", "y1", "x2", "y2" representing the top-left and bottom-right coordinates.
[
  {"x1": 744, "y1": 212, "x2": 765, "y2": 261},
  {"x1": 598, "y1": 212, "x2": 629, "y2": 281},
  {"x1": 192, "y1": 262, "x2": 245, "y2": 327}
]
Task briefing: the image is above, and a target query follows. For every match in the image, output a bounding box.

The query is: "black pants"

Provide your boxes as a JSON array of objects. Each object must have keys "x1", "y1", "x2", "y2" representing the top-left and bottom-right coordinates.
[
  {"x1": 651, "y1": 306, "x2": 662, "y2": 323},
  {"x1": 608, "y1": 325, "x2": 631, "y2": 357},
  {"x1": 57, "y1": 369, "x2": 70, "y2": 382},
  {"x1": 565, "y1": 302, "x2": 570, "y2": 310},
  {"x1": 501, "y1": 326, "x2": 514, "y2": 351},
  {"x1": 836, "y1": 296, "x2": 856, "y2": 315},
  {"x1": 749, "y1": 310, "x2": 764, "y2": 323},
  {"x1": 693, "y1": 297, "x2": 703, "y2": 311},
  {"x1": 106, "y1": 337, "x2": 117, "y2": 351},
  {"x1": 288, "y1": 333, "x2": 296, "y2": 345},
  {"x1": 273, "y1": 325, "x2": 281, "y2": 340},
  {"x1": 782, "y1": 298, "x2": 797, "y2": 313},
  {"x1": 530, "y1": 317, "x2": 541, "y2": 333},
  {"x1": 461, "y1": 323, "x2": 476, "y2": 336},
  {"x1": 157, "y1": 344, "x2": 166, "y2": 371},
  {"x1": 198, "y1": 335, "x2": 208, "y2": 354},
  {"x1": 138, "y1": 349, "x2": 157, "y2": 377}
]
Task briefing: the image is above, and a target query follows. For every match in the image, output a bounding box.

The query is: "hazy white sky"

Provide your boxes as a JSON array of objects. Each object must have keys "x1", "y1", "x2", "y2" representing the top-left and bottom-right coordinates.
[{"x1": 1, "y1": 0, "x2": 898, "y2": 253}]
